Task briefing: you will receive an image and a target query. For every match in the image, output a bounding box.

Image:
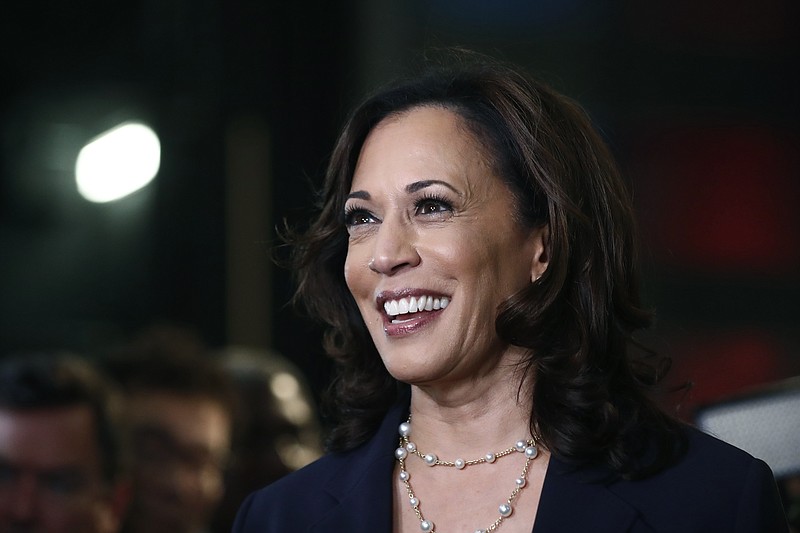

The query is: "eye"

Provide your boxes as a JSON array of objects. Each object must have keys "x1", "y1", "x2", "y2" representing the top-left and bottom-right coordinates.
[
  {"x1": 42, "y1": 471, "x2": 86, "y2": 496},
  {"x1": 0, "y1": 462, "x2": 15, "y2": 485},
  {"x1": 415, "y1": 194, "x2": 453, "y2": 216},
  {"x1": 343, "y1": 206, "x2": 378, "y2": 227}
]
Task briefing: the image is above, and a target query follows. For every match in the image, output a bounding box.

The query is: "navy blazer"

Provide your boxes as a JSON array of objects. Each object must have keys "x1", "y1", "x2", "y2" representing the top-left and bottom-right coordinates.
[{"x1": 233, "y1": 399, "x2": 788, "y2": 532}]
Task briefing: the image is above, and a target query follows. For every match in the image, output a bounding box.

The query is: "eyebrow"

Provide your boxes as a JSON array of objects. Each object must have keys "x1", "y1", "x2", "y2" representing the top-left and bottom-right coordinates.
[
  {"x1": 346, "y1": 190, "x2": 370, "y2": 201},
  {"x1": 406, "y1": 180, "x2": 461, "y2": 195},
  {"x1": 346, "y1": 180, "x2": 461, "y2": 201}
]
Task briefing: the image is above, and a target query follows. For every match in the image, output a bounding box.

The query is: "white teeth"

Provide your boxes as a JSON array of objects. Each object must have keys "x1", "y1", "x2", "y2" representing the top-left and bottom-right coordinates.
[
  {"x1": 383, "y1": 300, "x2": 400, "y2": 316},
  {"x1": 382, "y1": 295, "x2": 450, "y2": 317}
]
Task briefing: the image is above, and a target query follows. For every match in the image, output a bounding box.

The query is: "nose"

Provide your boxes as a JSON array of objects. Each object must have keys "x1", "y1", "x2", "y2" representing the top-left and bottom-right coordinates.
[
  {"x1": 156, "y1": 459, "x2": 220, "y2": 503},
  {"x1": 368, "y1": 217, "x2": 420, "y2": 275}
]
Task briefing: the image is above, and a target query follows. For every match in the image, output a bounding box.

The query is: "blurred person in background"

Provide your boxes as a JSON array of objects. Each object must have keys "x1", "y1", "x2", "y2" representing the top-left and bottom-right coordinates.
[
  {"x1": 0, "y1": 353, "x2": 130, "y2": 533},
  {"x1": 210, "y1": 347, "x2": 323, "y2": 532},
  {"x1": 102, "y1": 325, "x2": 235, "y2": 533}
]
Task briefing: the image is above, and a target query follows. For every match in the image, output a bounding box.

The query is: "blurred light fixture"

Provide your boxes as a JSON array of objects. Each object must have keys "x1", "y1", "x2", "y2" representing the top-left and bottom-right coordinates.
[{"x1": 75, "y1": 121, "x2": 160, "y2": 203}]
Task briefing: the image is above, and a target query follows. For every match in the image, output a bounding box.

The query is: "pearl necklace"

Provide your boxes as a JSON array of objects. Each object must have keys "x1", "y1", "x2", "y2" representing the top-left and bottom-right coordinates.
[{"x1": 394, "y1": 416, "x2": 539, "y2": 533}]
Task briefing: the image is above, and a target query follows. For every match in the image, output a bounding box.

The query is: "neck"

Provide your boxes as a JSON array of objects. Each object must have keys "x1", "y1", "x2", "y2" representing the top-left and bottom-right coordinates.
[{"x1": 406, "y1": 370, "x2": 534, "y2": 458}]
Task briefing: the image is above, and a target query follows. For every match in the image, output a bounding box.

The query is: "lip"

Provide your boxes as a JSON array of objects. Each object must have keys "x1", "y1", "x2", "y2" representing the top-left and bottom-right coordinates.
[
  {"x1": 383, "y1": 309, "x2": 442, "y2": 336},
  {"x1": 375, "y1": 288, "x2": 450, "y2": 337}
]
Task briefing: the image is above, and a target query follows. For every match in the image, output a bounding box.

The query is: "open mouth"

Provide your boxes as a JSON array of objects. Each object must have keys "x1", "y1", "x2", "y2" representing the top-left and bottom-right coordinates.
[{"x1": 383, "y1": 295, "x2": 450, "y2": 323}]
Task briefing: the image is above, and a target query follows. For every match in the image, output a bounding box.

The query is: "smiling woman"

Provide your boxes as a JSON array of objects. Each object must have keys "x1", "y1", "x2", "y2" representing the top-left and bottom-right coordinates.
[
  {"x1": 232, "y1": 51, "x2": 789, "y2": 533},
  {"x1": 342, "y1": 107, "x2": 547, "y2": 388}
]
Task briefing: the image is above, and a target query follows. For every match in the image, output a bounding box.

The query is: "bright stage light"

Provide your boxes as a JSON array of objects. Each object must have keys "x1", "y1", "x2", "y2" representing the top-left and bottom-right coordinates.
[{"x1": 75, "y1": 122, "x2": 160, "y2": 203}]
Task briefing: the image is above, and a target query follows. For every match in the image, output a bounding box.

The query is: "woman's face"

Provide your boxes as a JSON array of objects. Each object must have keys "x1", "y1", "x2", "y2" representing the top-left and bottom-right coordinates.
[{"x1": 343, "y1": 106, "x2": 548, "y2": 387}]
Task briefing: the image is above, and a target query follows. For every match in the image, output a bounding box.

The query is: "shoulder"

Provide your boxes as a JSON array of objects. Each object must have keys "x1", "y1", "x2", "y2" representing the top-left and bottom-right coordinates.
[
  {"x1": 662, "y1": 423, "x2": 762, "y2": 476},
  {"x1": 607, "y1": 425, "x2": 787, "y2": 532},
  {"x1": 231, "y1": 398, "x2": 408, "y2": 533},
  {"x1": 231, "y1": 453, "x2": 349, "y2": 532}
]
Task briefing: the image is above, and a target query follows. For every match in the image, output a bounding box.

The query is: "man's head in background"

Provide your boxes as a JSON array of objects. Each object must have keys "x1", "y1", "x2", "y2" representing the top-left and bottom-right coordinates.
[
  {"x1": 0, "y1": 353, "x2": 130, "y2": 533},
  {"x1": 103, "y1": 325, "x2": 235, "y2": 533}
]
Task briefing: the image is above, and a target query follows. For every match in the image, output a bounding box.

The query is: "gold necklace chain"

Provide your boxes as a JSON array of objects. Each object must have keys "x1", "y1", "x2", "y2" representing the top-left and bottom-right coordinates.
[{"x1": 394, "y1": 416, "x2": 539, "y2": 532}]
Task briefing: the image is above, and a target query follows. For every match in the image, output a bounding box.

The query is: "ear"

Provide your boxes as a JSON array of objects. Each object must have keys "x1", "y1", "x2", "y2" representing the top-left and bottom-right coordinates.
[{"x1": 529, "y1": 224, "x2": 550, "y2": 282}]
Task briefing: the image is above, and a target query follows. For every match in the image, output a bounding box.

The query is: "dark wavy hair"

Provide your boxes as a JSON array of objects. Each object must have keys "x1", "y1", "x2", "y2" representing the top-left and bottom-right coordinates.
[{"x1": 288, "y1": 51, "x2": 683, "y2": 479}]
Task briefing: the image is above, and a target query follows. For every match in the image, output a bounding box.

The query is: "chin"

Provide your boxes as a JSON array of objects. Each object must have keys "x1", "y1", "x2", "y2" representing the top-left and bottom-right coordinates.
[
  {"x1": 381, "y1": 357, "x2": 433, "y2": 385},
  {"x1": 383, "y1": 357, "x2": 457, "y2": 388}
]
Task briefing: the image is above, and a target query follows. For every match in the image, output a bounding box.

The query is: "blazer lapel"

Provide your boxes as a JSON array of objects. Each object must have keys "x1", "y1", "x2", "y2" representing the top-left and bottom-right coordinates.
[
  {"x1": 533, "y1": 458, "x2": 645, "y2": 533},
  {"x1": 304, "y1": 396, "x2": 646, "y2": 533},
  {"x1": 307, "y1": 432, "x2": 643, "y2": 533},
  {"x1": 310, "y1": 401, "x2": 408, "y2": 532}
]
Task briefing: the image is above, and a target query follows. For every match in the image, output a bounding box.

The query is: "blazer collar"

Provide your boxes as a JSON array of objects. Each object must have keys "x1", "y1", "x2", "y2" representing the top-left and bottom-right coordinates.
[
  {"x1": 308, "y1": 394, "x2": 645, "y2": 533},
  {"x1": 310, "y1": 399, "x2": 408, "y2": 532},
  {"x1": 533, "y1": 458, "x2": 646, "y2": 533}
]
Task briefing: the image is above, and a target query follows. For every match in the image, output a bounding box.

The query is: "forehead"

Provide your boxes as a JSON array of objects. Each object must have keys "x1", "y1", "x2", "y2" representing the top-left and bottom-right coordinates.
[
  {"x1": 351, "y1": 106, "x2": 489, "y2": 191},
  {"x1": 0, "y1": 406, "x2": 101, "y2": 469},
  {"x1": 127, "y1": 391, "x2": 231, "y2": 451}
]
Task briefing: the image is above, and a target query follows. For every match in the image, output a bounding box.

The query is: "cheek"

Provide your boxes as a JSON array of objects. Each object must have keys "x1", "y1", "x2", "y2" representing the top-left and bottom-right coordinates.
[
  {"x1": 428, "y1": 229, "x2": 491, "y2": 276},
  {"x1": 420, "y1": 230, "x2": 462, "y2": 264},
  {"x1": 198, "y1": 470, "x2": 225, "y2": 504},
  {"x1": 452, "y1": 229, "x2": 531, "y2": 295},
  {"x1": 493, "y1": 253, "x2": 535, "y2": 295},
  {"x1": 343, "y1": 246, "x2": 369, "y2": 297},
  {"x1": 343, "y1": 259, "x2": 358, "y2": 296},
  {"x1": 58, "y1": 505, "x2": 98, "y2": 529}
]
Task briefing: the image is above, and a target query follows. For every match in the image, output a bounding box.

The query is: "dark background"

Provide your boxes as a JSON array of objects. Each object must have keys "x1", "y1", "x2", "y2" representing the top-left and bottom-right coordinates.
[{"x1": 1, "y1": 0, "x2": 799, "y2": 416}]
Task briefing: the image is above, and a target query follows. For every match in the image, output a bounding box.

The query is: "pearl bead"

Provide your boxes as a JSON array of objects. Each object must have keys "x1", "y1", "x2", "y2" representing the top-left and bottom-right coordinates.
[
  {"x1": 393, "y1": 428, "x2": 541, "y2": 533},
  {"x1": 525, "y1": 445, "x2": 538, "y2": 459}
]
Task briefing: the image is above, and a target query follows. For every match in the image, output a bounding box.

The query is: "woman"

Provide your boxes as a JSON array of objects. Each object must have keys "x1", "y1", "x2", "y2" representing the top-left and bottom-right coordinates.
[{"x1": 233, "y1": 53, "x2": 788, "y2": 532}]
